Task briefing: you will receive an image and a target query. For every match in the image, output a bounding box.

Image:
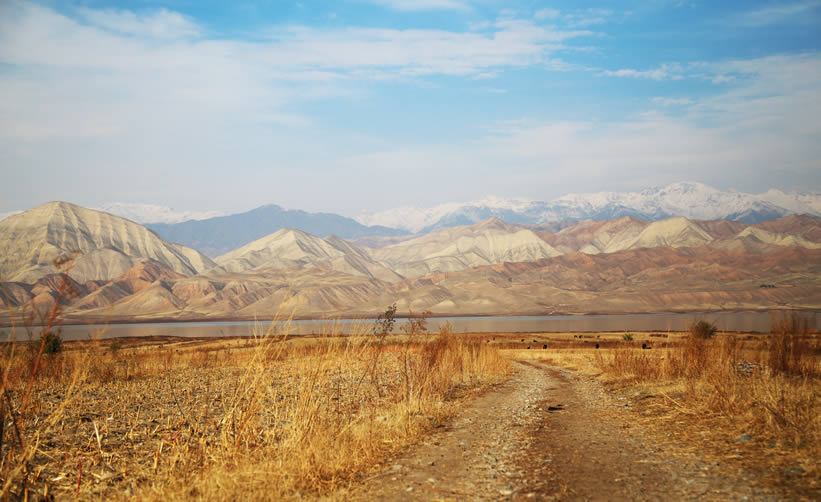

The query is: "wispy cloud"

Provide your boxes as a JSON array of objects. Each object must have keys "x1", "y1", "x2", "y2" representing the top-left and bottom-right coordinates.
[
  {"x1": 0, "y1": 1, "x2": 594, "y2": 141},
  {"x1": 76, "y1": 7, "x2": 200, "y2": 38},
  {"x1": 563, "y1": 8, "x2": 614, "y2": 28},
  {"x1": 601, "y1": 63, "x2": 683, "y2": 80},
  {"x1": 348, "y1": 53, "x2": 821, "y2": 199},
  {"x1": 365, "y1": 0, "x2": 470, "y2": 11},
  {"x1": 534, "y1": 8, "x2": 560, "y2": 20},
  {"x1": 736, "y1": 1, "x2": 821, "y2": 26},
  {"x1": 652, "y1": 97, "x2": 693, "y2": 106}
]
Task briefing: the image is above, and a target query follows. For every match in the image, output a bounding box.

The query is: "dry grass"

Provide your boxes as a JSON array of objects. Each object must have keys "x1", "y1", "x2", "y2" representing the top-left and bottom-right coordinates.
[
  {"x1": 0, "y1": 298, "x2": 510, "y2": 500},
  {"x1": 503, "y1": 317, "x2": 821, "y2": 487}
]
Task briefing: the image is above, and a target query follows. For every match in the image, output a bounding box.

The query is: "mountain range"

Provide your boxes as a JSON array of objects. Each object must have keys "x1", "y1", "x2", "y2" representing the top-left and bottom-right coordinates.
[
  {"x1": 5, "y1": 182, "x2": 818, "y2": 260},
  {"x1": 145, "y1": 204, "x2": 406, "y2": 257},
  {"x1": 357, "y1": 182, "x2": 821, "y2": 232},
  {"x1": 1, "y1": 201, "x2": 819, "y2": 324}
]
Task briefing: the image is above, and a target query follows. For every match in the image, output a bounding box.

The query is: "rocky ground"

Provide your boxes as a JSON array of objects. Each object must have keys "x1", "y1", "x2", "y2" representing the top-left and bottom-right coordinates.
[{"x1": 350, "y1": 361, "x2": 795, "y2": 501}]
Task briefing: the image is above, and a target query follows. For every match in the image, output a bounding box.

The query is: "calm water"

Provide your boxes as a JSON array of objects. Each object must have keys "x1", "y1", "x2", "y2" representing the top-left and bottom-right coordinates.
[{"x1": 3, "y1": 312, "x2": 818, "y2": 342}]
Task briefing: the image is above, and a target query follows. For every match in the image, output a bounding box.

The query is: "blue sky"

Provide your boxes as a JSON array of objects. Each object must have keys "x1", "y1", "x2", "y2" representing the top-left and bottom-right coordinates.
[{"x1": 0, "y1": 0, "x2": 819, "y2": 216}]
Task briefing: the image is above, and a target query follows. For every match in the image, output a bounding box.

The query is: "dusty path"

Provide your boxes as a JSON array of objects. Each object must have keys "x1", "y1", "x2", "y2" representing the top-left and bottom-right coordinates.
[{"x1": 351, "y1": 361, "x2": 781, "y2": 501}]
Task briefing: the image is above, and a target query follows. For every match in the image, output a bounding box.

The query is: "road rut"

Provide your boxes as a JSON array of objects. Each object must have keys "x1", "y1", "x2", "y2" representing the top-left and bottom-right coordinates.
[{"x1": 351, "y1": 361, "x2": 781, "y2": 501}]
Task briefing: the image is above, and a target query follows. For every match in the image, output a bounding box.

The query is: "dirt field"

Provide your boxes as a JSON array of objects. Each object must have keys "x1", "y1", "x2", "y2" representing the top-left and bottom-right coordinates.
[{"x1": 1, "y1": 326, "x2": 818, "y2": 500}]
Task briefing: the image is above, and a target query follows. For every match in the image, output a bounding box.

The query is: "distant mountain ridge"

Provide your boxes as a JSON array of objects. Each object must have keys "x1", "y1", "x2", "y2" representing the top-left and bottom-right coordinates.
[
  {"x1": 147, "y1": 204, "x2": 406, "y2": 257},
  {"x1": 2, "y1": 203, "x2": 820, "y2": 322},
  {"x1": 95, "y1": 203, "x2": 225, "y2": 224},
  {"x1": 356, "y1": 182, "x2": 821, "y2": 233}
]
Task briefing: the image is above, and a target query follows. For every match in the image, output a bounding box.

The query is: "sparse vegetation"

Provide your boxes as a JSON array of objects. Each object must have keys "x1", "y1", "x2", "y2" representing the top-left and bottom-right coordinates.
[
  {"x1": 401, "y1": 309, "x2": 432, "y2": 336},
  {"x1": 590, "y1": 313, "x2": 820, "y2": 459},
  {"x1": 690, "y1": 319, "x2": 717, "y2": 339},
  {"x1": 0, "y1": 299, "x2": 510, "y2": 500}
]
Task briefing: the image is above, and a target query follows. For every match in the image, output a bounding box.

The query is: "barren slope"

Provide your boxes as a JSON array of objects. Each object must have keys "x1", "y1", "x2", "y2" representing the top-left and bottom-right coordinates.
[
  {"x1": 215, "y1": 228, "x2": 402, "y2": 283},
  {"x1": 0, "y1": 202, "x2": 215, "y2": 282},
  {"x1": 373, "y1": 218, "x2": 562, "y2": 278}
]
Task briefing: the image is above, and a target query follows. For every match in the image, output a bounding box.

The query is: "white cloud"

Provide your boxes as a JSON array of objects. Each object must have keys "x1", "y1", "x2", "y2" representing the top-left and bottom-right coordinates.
[
  {"x1": 344, "y1": 53, "x2": 821, "y2": 200},
  {"x1": 366, "y1": 0, "x2": 470, "y2": 11},
  {"x1": 601, "y1": 63, "x2": 683, "y2": 80},
  {"x1": 563, "y1": 8, "x2": 614, "y2": 28},
  {"x1": 76, "y1": 7, "x2": 200, "y2": 39},
  {"x1": 737, "y1": 1, "x2": 821, "y2": 26},
  {"x1": 0, "y1": 1, "x2": 593, "y2": 142},
  {"x1": 652, "y1": 97, "x2": 693, "y2": 106},
  {"x1": 0, "y1": 1, "x2": 599, "y2": 213},
  {"x1": 534, "y1": 8, "x2": 560, "y2": 20}
]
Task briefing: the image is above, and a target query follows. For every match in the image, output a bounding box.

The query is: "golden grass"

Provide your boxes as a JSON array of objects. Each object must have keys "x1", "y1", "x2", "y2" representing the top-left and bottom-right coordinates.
[
  {"x1": 0, "y1": 309, "x2": 510, "y2": 500},
  {"x1": 504, "y1": 319, "x2": 821, "y2": 476}
]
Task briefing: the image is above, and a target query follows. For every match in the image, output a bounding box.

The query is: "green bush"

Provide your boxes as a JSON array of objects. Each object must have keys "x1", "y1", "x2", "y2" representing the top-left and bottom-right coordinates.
[{"x1": 41, "y1": 330, "x2": 63, "y2": 354}]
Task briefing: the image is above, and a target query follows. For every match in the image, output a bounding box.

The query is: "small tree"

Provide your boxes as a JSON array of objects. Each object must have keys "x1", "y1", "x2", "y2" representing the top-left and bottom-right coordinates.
[
  {"x1": 374, "y1": 303, "x2": 397, "y2": 336},
  {"x1": 690, "y1": 320, "x2": 717, "y2": 340},
  {"x1": 401, "y1": 309, "x2": 431, "y2": 336}
]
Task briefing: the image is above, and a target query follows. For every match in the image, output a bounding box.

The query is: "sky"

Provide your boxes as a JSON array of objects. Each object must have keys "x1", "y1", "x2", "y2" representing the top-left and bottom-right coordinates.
[{"x1": 0, "y1": 0, "x2": 820, "y2": 217}]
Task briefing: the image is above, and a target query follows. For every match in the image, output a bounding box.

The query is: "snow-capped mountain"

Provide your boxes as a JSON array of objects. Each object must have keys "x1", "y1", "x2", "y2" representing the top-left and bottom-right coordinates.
[
  {"x1": 357, "y1": 182, "x2": 821, "y2": 233},
  {"x1": 94, "y1": 203, "x2": 226, "y2": 224}
]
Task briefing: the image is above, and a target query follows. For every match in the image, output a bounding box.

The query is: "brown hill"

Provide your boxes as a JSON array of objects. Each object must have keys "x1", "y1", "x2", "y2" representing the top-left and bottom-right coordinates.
[
  {"x1": 2, "y1": 208, "x2": 820, "y2": 323},
  {"x1": 0, "y1": 202, "x2": 216, "y2": 283}
]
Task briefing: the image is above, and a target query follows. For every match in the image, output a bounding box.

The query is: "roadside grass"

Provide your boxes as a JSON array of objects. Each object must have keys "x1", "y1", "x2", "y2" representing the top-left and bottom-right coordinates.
[
  {"x1": 503, "y1": 316, "x2": 821, "y2": 493},
  {"x1": 0, "y1": 299, "x2": 510, "y2": 500}
]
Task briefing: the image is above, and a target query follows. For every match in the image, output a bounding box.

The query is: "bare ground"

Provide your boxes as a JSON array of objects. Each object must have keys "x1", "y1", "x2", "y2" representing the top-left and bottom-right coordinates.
[{"x1": 350, "y1": 361, "x2": 793, "y2": 501}]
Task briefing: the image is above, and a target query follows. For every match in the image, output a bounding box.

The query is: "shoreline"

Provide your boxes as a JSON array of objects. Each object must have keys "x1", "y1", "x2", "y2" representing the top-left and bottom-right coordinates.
[
  {"x1": 0, "y1": 307, "x2": 821, "y2": 333},
  {"x1": 1, "y1": 307, "x2": 816, "y2": 329}
]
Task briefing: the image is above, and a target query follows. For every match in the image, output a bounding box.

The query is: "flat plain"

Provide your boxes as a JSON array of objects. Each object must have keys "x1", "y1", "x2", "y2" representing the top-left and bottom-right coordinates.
[{"x1": 1, "y1": 316, "x2": 818, "y2": 501}]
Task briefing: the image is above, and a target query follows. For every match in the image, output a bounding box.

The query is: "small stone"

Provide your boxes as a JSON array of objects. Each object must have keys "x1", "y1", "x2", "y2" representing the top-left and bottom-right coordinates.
[
  {"x1": 406, "y1": 486, "x2": 414, "y2": 492},
  {"x1": 737, "y1": 435, "x2": 753, "y2": 442},
  {"x1": 499, "y1": 488, "x2": 514, "y2": 496},
  {"x1": 783, "y1": 467, "x2": 805, "y2": 476},
  {"x1": 390, "y1": 464, "x2": 403, "y2": 473}
]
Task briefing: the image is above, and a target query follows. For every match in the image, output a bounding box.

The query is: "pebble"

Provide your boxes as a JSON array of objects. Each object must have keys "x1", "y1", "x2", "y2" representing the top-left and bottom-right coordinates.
[{"x1": 783, "y1": 467, "x2": 805, "y2": 476}]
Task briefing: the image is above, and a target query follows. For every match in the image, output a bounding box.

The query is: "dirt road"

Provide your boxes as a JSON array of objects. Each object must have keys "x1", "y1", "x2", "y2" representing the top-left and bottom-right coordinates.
[{"x1": 351, "y1": 361, "x2": 782, "y2": 501}]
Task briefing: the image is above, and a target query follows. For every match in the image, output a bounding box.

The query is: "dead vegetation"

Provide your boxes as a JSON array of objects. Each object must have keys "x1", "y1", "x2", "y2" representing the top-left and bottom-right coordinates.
[
  {"x1": 504, "y1": 315, "x2": 820, "y2": 496},
  {"x1": 0, "y1": 290, "x2": 510, "y2": 500}
]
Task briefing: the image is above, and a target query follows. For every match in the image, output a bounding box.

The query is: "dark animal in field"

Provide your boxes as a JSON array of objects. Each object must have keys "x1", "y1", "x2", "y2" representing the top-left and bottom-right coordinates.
[
  {"x1": 543, "y1": 344, "x2": 547, "y2": 349},
  {"x1": 595, "y1": 343, "x2": 599, "y2": 349}
]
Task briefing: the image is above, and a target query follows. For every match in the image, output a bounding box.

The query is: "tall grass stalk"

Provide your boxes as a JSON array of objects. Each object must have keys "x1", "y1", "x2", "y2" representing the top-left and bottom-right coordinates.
[
  {"x1": 0, "y1": 302, "x2": 510, "y2": 500},
  {"x1": 596, "y1": 314, "x2": 820, "y2": 450}
]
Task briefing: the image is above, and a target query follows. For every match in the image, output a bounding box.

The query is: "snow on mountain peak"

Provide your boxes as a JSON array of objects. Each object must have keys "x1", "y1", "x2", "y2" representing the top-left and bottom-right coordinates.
[
  {"x1": 95, "y1": 203, "x2": 226, "y2": 224},
  {"x1": 356, "y1": 182, "x2": 821, "y2": 233}
]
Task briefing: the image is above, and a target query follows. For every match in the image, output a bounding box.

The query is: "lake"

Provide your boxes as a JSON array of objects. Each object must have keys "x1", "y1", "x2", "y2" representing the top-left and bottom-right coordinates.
[{"x1": 3, "y1": 312, "x2": 817, "y2": 342}]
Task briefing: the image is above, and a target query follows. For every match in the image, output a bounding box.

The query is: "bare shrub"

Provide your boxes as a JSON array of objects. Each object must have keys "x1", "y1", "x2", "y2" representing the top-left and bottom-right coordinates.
[
  {"x1": 690, "y1": 320, "x2": 717, "y2": 339},
  {"x1": 768, "y1": 312, "x2": 814, "y2": 377}
]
